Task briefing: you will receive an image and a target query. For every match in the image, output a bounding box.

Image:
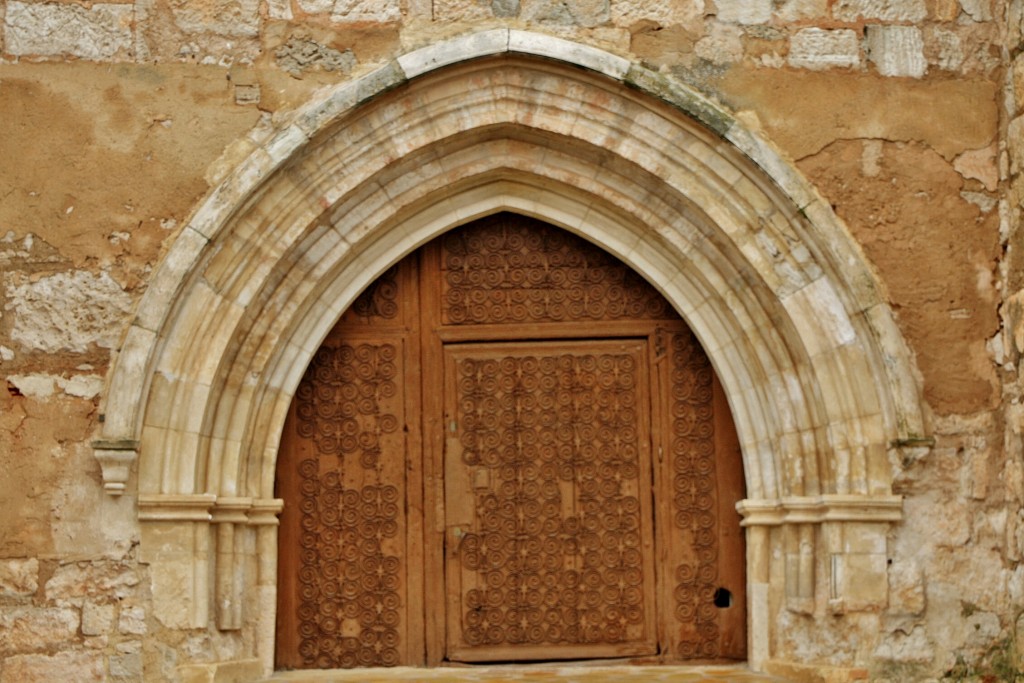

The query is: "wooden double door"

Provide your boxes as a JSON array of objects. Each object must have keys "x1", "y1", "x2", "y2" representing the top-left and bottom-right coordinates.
[{"x1": 275, "y1": 214, "x2": 746, "y2": 669}]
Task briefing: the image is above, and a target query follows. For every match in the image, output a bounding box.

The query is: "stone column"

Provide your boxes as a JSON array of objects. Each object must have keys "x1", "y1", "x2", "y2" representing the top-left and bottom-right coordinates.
[
  {"x1": 212, "y1": 497, "x2": 252, "y2": 631},
  {"x1": 250, "y1": 499, "x2": 285, "y2": 676}
]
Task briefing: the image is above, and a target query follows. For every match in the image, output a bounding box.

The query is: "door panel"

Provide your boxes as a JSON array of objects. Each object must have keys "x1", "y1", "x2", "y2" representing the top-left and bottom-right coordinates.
[
  {"x1": 276, "y1": 264, "x2": 424, "y2": 669},
  {"x1": 276, "y1": 337, "x2": 411, "y2": 668},
  {"x1": 443, "y1": 340, "x2": 658, "y2": 662},
  {"x1": 652, "y1": 329, "x2": 746, "y2": 660}
]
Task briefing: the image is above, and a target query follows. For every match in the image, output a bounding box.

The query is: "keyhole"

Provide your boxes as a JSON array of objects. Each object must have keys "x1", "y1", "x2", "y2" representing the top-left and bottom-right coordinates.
[{"x1": 713, "y1": 587, "x2": 732, "y2": 608}]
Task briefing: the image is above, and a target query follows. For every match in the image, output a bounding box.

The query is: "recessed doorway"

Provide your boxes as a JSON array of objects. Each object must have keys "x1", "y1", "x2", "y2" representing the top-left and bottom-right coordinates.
[{"x1": 274, "y1": 213, "x2": 746, "y2": 669}]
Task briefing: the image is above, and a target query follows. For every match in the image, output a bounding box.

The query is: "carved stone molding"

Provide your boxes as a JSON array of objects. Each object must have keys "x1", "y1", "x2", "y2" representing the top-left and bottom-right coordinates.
[
  {"x1": 137, "y1": 494, "x2": 284, "y2": 632},
  {"x1": 91, "y1": 439, "x2": 139, "y2": 495},
  {"x1": 138, "y1": 493, "x2": 217, "y2": 521},
  {"x1": 736, "y1": 494, "x2": 903, "y2": 526},
  {"x1": 738, "y1": 495, "x2": 903, "y2": 616}
]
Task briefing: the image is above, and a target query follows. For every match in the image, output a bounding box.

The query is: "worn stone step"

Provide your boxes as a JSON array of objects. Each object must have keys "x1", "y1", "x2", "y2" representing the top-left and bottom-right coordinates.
[{"x1": 259, "y1": 664, "x2": 792, "y2": 683}]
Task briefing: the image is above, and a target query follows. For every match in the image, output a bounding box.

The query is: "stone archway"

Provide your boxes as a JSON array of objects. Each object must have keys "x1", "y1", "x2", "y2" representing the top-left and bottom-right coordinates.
[{"x1": 92, "y1": 30, "x2": 926, "y2": 679}]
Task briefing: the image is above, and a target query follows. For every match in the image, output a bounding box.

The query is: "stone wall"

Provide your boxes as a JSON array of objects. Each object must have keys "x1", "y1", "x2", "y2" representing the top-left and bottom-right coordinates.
[{"x1": 0, "y1": 0, "x2": 1017, "y2": 681}]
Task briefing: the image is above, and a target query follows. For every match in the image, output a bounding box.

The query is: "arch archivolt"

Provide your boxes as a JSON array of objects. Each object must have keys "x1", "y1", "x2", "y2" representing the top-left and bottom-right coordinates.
[{"x1": 92, "y1": 30, "x2": 926, "y2": 675}]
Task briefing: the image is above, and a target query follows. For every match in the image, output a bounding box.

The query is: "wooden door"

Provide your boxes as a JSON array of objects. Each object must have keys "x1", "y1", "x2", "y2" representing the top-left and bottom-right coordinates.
[
  {"x1": 275, "y1": 213, "x2": 746, "y2": 670},
  {"x1": 442, "y1": 340, "x2": 658, "y2": 661}
]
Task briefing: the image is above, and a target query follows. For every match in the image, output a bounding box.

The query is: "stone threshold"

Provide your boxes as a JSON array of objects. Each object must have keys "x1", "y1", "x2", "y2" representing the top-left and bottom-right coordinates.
[{"x1": 260, "y1": 663, "x2": 791, "y2": 682}]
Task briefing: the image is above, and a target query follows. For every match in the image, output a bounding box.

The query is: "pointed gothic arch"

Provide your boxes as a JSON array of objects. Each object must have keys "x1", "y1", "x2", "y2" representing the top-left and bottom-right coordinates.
[{"x1": 92, "y1": 30, "x2": 927, "y2": 678}]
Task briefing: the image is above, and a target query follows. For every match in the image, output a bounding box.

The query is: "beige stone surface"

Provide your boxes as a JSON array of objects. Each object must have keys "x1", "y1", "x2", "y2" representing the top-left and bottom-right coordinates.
[
  {"x1": 332, "y1": 0, "x2": 401, "y2": 22},
  {"x1": 834, "y1": 0, "x2": 927, "y2": 21},
  {"x1": 866, "y1": 25, "x2": 927, "y2": 78},
  {"x1": 0, "y1": 558, "x2": 38, "y2": 599},
  {"x1": 0, "y1": 651, "x2": 104, "y2": 683},
  {"x1": 45, "y1": 560, "x2": 140, "y2": 605},
  {"x1": 954, "y1": 143, "x2": 999, "y2": 190},
  {"x1": 520, "y1": 0, "x2": 610, "y2": 26},
  {"x1": 799, "y1": 140, "x2": 1000, "y2": 414},
  {"x1": 788, "y1": 28, "x2": 861, "y2": 70},
  {"x1": 0, "y1": 63, "x2": 259, "y2": 273},
  {"x1": 0, "y1": 390, "x2": 102, "y2": 558},
  {"x1": 167, "y1": 0, "x2": 260, "y2": 37},
  {"x1": 81, "y1": 602, "x2": 116, "y2": 636},
  {"x1": 610, "y1": 0, "x2": 704, "y2": 29},
  {"x1": 719, "y1": 69, "x2": 998, "y2": 159},
  {"x1": 119, "y1": 605, "x2": 148, "y2": 635},
  {"x1": 774, "y1": 0, "x2": 829, "y2": 20},
  {"x1": 4, "y1": 1, "x2": 133, "y2": 59},
  {"x1": 0, "y1": 607, "x2": 79, "y2": 654},
  {"x1": 5, "y1": 271, "x2": 132, "y2": 353},
  {"x1": 715, "y1": 0, "x2": 772, "y2": 24}
]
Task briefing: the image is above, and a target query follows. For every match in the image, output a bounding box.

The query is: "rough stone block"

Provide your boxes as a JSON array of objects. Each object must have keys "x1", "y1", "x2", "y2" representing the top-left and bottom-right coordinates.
[
  {"x1": 716, "y1": 0, "x2": 772, "y2": 23},
  {"x1": 873, "y1": 625, "x2": 934, "y2": 663},
  {"x1": 834, "y1": 0, "x2": 927, "y2": 21},
  {"x1": 520, "y1": 0, "x2": 610, "y2": 27},
  {"x1": 0, "y1": 558, "x2": 39, "y2": 598},
  {"x1": 45, "y1": 561, "x2": 140, "y2": 605},
  {"x1": 964, "y1": 611, "x2": 1001, "y2": 648},
  {"x1": 110, "y1": 640, "x2": 143, "y2": 682},
  {"x1": 4, "y1": 2, "x2": 132, "y2": 59},
  {"x1": 170, "y1": 0, "x2": 260, "y2": 37},
  {"x1": 866, "y1": 25, "x2": 926, "y2": 78},
  {"x1": 695, "y1": 23, "x2": 744, "y2": 64},
  {"x1": 789, "y1": 28, "x2": 860, "y2": 70},
  {"x1": 931, "y1": 27, "x2": 964, "y2": 72},
  {"x1": 0, "y1": 651, "x2": 104, "y2": 683},
  {"x1": 118, "y1": 605, "x2": 147, "y2": 635},
  {"x1": 432, "y1": 0, "x2": 494, "y2": 21},
  {"x1": 493, "y1": 0, "x2": 519, "y2": 17},
  {"x1": 960, "y1": 0, "x2": 993, "y2": 21},
  {"x1": 81, "y1": 602, "x2": 115, "y2": 636},
  {"x1": 275, "y1": 38, "x2": 356, "y2": 77},
  {"x1": 6, "y1": 373, "x2": 104, "y2": 400},
  {"x1": 296, "y1": 0, "x2": 334, "y2": 12},
  {"x1": 6, "y1": 270, "x2": 133, "y2": 353},
  {"x1": 265, "y1": 0, "x2": 294, "y2": 19},
  {"x1": 0, "y1": 607, "x2": 80, "y2": 653},
  {"x1": 888, "y1": 560, "x2": 926, "y2": 615},
  {"x1": 331, "y1": 0, "x2": 401, "y2": 22},
  {"x1": 774, "y1": 0, "x2": 828, "y2": 20},
  {"x1": 833, "y1": 552, "x2": 889, "y2": 610},
  {"x1": 610, "y1": 0, "x2": 703, "y2": 27},
  {"x1": 932, "y1": 0, "x2": 960, "y2": 19},
  {"x1": 954, "y1": 144, "x2": 998, "y2": 191},
  {"x1": 1009, "y1": 115, "x2": 1024, "y2": 176}
]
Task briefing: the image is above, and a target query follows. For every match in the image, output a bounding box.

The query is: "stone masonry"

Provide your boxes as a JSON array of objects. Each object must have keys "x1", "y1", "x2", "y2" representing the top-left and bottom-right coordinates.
[{"x1": 0, "y1": 0, "x2": 1020, "y2": 682}]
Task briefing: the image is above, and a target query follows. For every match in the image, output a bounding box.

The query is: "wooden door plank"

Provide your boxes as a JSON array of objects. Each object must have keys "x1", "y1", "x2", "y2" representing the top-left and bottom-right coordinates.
[
  {"x1": 419, "y1": 238, "x2": 449, "y2": 667},
  {"x1": 400, "y1": 260, "x2": 427, "y2": 666},
  {"x1": 712, "y1": 373, "x2": 747, "y2": 659},
  {"x1": 649, "y1": 327, "x2": 675, "y2": 658}
]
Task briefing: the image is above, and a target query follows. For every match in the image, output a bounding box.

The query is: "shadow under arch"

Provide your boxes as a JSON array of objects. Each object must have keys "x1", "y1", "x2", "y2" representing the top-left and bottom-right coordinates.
[{"x1": 91, "y1": 30, "x2": 928, "y2": 679}]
